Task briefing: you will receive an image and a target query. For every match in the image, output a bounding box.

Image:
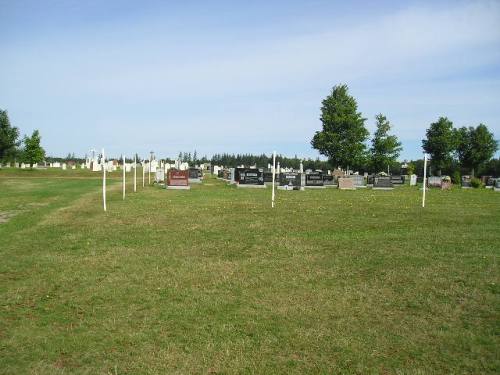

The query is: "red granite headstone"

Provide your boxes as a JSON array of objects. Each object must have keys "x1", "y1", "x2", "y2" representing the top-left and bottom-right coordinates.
[{"x1": 168, "y1": 170, "x2": 189, "y2": 186}]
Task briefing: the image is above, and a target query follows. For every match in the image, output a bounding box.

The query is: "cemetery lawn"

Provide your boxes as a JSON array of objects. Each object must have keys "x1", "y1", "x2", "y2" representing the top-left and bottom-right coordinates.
[{"x1": 1, "y1": 173, "x2": 499, "y2": 374}]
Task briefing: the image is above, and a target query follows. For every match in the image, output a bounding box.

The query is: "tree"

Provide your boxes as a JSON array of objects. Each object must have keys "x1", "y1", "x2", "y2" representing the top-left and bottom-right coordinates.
[
  {"x1": 0, "y1": 109, "x2": 20, "y2": 163},
  {"x1": 22, "y1": 130, "x2": 45, "y2": 167},
  {"x1": 369, "y1": 114, "x2": 402, "y2": 173},
  {"x1": 422, "y1": 117, "x2": 456, "y2": 176},
  {"x1": 311, "y1": 84, "x2": 368, "y2": 170},
  {"x1": 456, "y1": 124, "x2": 497, "y2": 177}
]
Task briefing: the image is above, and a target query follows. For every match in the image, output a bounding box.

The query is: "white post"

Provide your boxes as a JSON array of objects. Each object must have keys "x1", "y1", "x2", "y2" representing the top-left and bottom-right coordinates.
[
  {"x1": 122, "y1": 154, "x2": 126, "y2": 200},
  {"x1": 142, "y1": 159, "x2": 145, "y2": 187},
  {"x1": 422, "y1": 154, "x2": 427, "y2": 208},
  {"x1": 148, "y1": 155, "x2": 151, "y2": 185},
  {"x1": 102, "y1": 148, "x2": 107, "y2": 212},
  {"x1": 271, "y1": 151, "x2": 276, "y2": 208},
  {"x1": 134, "y1": 154, "x2": 137, "y2": 192}
]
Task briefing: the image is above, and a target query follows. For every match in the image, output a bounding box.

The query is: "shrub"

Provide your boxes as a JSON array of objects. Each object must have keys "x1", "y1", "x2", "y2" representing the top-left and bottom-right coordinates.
[
  {"x1": 452, "y1": 171, "x2": 461, "y2": 185},
  {"x1": 470, "y1": 177, "x2": 483, "y2": 188}
]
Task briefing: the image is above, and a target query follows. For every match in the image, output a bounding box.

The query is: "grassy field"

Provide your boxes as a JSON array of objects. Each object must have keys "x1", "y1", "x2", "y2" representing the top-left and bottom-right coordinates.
[{"x1": 0, "y1": 170, "x2": 499, "y2": 374}]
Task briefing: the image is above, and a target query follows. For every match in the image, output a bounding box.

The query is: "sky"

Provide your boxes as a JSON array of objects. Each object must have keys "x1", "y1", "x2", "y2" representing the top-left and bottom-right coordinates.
[{"x1": 1, "y1": 0, "x2": 500, "y2": 161}]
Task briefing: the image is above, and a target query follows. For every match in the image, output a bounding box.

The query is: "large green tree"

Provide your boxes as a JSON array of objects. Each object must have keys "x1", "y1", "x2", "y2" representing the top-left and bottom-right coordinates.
[
  {"x1": 311, "y1": 84, "x2": 368, "y2": 170},
  {"x1": 23, "y1": 130, "x2": 45, "y2": 167},
  {"x1": 0, "y1": 109, "x2": 20, "y2": 163},
  {"x1": 422, "y1": 117, "x2": 456, "y2": 176},
  {"x1": 369, "y1": 114, "x2": 402, "y2": 173},
  {"x1": 456, "y1": 124, "x2": 497, "y2": 177}
]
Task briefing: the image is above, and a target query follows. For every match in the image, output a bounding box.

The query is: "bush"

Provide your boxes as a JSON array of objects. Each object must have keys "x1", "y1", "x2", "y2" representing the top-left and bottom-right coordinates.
[
  {"x1": 452, "y1": 171, "x2": 461, "y2": 185},
  {"x1": 470, "y1": 177, "x2": 483, "y2": 188}
]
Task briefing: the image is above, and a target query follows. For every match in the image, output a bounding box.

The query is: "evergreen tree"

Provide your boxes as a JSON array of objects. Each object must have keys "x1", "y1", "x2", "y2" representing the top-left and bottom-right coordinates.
[
  {"x1": 311, "y1": 84, "x2": 368, "y2": 170},
  {"x1": 369, "y1": 114, "x2": 402, "y2": 173}
]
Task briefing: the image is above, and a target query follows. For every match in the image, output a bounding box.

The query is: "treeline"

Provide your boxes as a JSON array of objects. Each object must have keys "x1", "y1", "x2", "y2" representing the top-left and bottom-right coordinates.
[
  {"x1": 311, "y1": 84, "x2": 498, "y2": 177},
  {"x1": 210, "y1": 153, "x2": 330, "y2": 170}
]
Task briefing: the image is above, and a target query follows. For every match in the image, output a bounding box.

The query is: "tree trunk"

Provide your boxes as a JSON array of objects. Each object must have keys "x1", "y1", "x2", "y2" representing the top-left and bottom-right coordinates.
[{"x1": 471, "y1": 167, "x2": 475, "y2": 178}]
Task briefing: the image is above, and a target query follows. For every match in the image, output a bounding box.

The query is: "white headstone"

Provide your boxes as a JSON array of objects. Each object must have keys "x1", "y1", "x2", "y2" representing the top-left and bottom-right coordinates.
[{"x1": 410, "y1": 174, "x2": 417, "y2": 186}]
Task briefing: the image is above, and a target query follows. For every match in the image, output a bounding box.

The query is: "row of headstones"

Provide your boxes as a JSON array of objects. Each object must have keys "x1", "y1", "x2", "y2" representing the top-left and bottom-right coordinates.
[
  {"x1": 215, "y1": 168, "x2": 415, "y2": 190},
  {"x1": 427, "y1": 175, "x2": 500, "y2": 189},
  {"x1": 152, "y1": 167, "x2": 204, "y2": 190},
  {"x1": 0, "y1": 162, "x2": 77, "y2": 170}
]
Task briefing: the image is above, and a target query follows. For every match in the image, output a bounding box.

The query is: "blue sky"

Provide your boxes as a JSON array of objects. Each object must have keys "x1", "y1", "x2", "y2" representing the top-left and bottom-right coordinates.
[{"x1": 1, "y1": 0, "x2": 499, "y2": 160}]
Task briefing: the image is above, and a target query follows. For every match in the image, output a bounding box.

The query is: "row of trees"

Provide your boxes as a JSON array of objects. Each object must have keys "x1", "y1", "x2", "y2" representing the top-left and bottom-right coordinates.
[
  {"x1": 311, "y1": 84, "x2": 498, "y2": 176},
  {"x1": 311, "y1": 84, "x2": 402, "y2": 173},
  {"x1": 0, "y1": 109, "x2": 46, "y2": 167},
  {"x1": 423, "y1": 118, "x2": 497, "y2": 176}
]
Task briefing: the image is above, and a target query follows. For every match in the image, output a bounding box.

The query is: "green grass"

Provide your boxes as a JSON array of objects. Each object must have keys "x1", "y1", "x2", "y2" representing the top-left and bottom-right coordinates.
[{"x1": 1, "y1": 171, "x2": 499, "y2": 374}]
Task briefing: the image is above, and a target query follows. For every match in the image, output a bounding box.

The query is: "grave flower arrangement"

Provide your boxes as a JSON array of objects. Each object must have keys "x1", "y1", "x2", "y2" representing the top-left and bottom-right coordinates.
[{"x1": 441, "y1": 175, "x2": 452, "y2": 190}]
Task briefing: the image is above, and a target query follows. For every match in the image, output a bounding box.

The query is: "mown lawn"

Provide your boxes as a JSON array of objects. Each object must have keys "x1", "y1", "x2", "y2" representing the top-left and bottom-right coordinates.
[{"x1": 0, "y1": 172, "x2": 499, "y2": 374}]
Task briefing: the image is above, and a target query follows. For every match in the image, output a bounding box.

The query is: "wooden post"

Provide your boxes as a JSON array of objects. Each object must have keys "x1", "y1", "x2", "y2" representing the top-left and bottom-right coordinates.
[{"x1": 142, "y1": 159, "x2": 145, "y2": 188}]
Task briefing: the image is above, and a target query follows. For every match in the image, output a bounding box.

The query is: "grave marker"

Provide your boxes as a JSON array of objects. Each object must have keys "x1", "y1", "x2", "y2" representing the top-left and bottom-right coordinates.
[
  {"x1": 338, "y1": 177, "x2": 356, "y2": 190},
  {"x1": 305, "y1": 172, "x2": 324, "y2": 188},
  {"x1": 238, "y1": 168, "x2": 266, "y2": 188},
  {"x1": 278, "y1": 172, "x2": 302, "y2": 190},
  {"x1": 373, "y1": 176, "x2": 394, "y2": 190},
  {"x1": 167, "y1": 170, "x2": 190, "y2": 190}
]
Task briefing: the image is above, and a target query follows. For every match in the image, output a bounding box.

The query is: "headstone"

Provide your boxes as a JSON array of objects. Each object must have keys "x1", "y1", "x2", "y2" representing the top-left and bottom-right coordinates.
[
  {"x1": 323, "y1": 175, "x2": 336, "y2": 188},
  {"x1": 167, "y1": 170, "x2": 190, "y2": 189},
  {"x1": 494, "y1": 179, "x2": 500, "y2": 192},
  {"x1": 349, "y1": 175, "x2": 366, "y2": 188},
  {"x1": 155, "y1": 169, "x2": 165, "y2": 183},
  {"x1": 188, "y1": 168, "x2": 202, "y2": 183},
  {"x1": 373, "y1": 176, "x2": 394, "y2": 190},
  {"x1": 410, "y1": 174, "x2": 417, "y2": 186},
  {"x1": 461, "y1": 175, "x2": 472, "y2": 188},
  {"x1": 485, "y1": 177, "x2": 496, "y2": 189},
  {"x1": 332, "y1": 169, "x2": 344, "y2": 178},
  {"x1": 229, "y1": 168, "x2": 236, "y2": 184},
  {"x1": 263, "y1": 171, "x2": 274, "y2": 185},
  {"x1": 427, "y1": 176, "x2": 442, "y2": 188},
  {"x1": 278, "y1": 172, "x2": 302, "y2": 190},
  {"x1": 390, "y1": 175, "x2": 404, "y2": 185},
  {"x1": 338, "y1": 177, "x2": 355, "y2": 190},
  {"x1": 238, "y1": 168, "x2": 265, "y2": 188},
  {"x1": 305, "y1": 172, "x2": 324, "y2": 188}
]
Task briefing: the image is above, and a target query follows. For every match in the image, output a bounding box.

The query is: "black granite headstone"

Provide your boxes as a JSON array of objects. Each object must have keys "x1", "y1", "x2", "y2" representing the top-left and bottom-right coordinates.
[
  {"x1": 305, "y1": 172, "x2": 324, "y2": 186},
  {"x1": 239, "y1": 168, "x2": 264, "y2": 185},
  {"x1": 280, "y1": 172, "x2": 301, "y2": 189}
]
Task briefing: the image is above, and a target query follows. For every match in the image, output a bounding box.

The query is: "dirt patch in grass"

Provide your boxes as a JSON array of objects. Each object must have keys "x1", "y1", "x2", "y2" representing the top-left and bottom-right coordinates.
[{"x1": 0, "y1": 211, "x2": 17, "y2": 224}]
